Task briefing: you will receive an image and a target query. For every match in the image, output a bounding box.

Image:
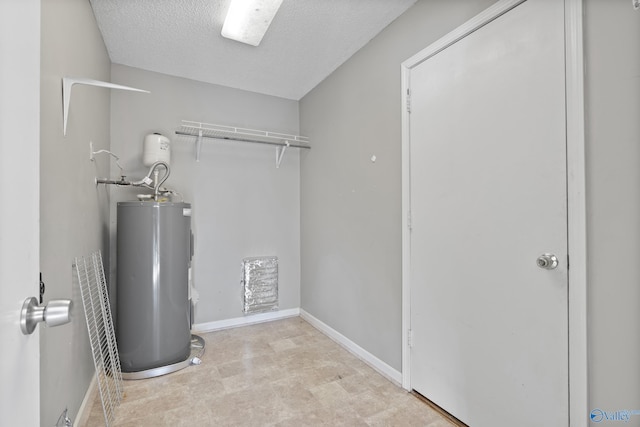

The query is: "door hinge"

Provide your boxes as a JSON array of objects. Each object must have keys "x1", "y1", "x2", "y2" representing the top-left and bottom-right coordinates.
[
  {"x1": 39, "y1": 272, "x2": 46, "y2": 304},
  {"x1": 406, "y1": 89, "x2": 411, "y2": 113},
  {"x1": 567, "y1": 254, "x2": 570, "y2": 270},
  {"x1": 408, "y1": 329, "x2": 413, "y2": 348},
  {"x1": 407, "y1": 210, "x2": 413, "y2": 231}
]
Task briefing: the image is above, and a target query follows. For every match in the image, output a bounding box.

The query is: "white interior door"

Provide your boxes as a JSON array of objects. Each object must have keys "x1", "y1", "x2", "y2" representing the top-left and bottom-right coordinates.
[
  {"x1": 0, "y1": 1, "x2": 41, "y2": 425},
  {"x1": 408, "y1": 1, "x2": 568, "y2": 426}
]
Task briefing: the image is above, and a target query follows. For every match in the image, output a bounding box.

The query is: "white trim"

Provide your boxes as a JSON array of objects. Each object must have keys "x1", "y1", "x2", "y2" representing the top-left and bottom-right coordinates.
[
  {"x1": 400, "y1": 63, "x2": 412, "y2": 390},
  {"x1": 565, "y1": 0, "x2": 588, "y2": 425},
  {"x1": 74, "y1": 373, "x2": 97, "y2": 427},
  {"x1": 191, "y1": 308, "x2": 300, "y2": 333},
  {"x1": 400, "y1": 0, "x2": 588, "y2": 424},
  {"x1": 402, "y1": 0, "x2": 526, "y2": 70},
  {"x1": 300, "y1": 309, "x2": 402, "y2": 386}
]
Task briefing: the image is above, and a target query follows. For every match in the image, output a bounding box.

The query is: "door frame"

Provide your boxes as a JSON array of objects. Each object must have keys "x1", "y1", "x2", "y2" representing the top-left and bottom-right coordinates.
[{"x1": 400, "y1": 0, "x2": 587, "y2": 425}]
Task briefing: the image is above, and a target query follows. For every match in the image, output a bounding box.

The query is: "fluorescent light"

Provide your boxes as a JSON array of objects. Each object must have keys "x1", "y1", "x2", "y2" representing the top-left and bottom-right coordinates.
[{"x1": 221, "y1": 0, "x2": 284, "y2": 47}]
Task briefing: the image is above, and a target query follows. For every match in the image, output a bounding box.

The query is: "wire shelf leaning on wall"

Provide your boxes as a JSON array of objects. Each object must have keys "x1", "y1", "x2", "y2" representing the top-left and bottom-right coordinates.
[{"x1": 176, "y1": 120, "x2": 311, "y2": 167}]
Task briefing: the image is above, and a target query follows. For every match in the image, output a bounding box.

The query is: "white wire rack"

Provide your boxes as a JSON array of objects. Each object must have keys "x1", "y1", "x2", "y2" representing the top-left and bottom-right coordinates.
[
  {"x1": 75, "y1": 251, "x2": 123, "y2": 427},
  {"x1": 175, "y1": 120, "x2": 310, "y2": 165}
]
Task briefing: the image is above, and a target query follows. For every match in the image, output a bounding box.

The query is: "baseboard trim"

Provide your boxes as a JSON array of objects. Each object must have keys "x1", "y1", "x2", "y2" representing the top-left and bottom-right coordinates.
[
  {"x1": 74, "y1": 372, "x2": 97, "y2": 427},
  {"x1": 192, "y1": 308, "x2": 301, "y2": 333},
  {"x1": 299, "y1": 309, "x2": 402, "y2": 386}
]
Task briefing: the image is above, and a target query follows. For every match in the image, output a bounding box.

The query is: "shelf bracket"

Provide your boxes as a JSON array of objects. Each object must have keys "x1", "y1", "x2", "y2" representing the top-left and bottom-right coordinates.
[
  {"x1": 63, "y1": 77, "x2": 149, "y2": 136},
  {"x1": 275, "y1": 140, "x2": 290, "y2": 169},
  {"x1": 196, "y1": 129, "x2": 203, "y2": 162}
]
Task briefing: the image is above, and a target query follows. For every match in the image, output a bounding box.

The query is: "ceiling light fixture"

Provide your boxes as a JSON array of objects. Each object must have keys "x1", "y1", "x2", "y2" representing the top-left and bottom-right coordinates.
[{"x1": 221, "y1": 0, "x2": 284, "y2": 47}]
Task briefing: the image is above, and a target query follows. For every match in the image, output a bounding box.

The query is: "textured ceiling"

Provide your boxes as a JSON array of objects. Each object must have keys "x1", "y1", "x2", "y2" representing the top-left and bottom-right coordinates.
[{"x1": 89, "y1": 0, "x2": 417, "y2": 100}]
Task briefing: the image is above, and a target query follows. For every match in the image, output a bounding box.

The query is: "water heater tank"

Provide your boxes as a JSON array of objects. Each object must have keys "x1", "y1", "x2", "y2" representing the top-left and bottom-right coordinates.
[
  {"x1": 143, "y1": 133, "x2": 171, "y2": 166},
  {"x1": 116, "y1": 201, "x2": 192, "y2": 374}
]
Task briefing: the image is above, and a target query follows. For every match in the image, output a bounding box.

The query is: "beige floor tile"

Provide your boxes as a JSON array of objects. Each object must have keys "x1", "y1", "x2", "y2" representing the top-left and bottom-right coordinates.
[
  {"x1": 269, "y1": 337, "x2": 299, "y2": 352},
  {"x1": 82, "y1": 317, "x2": 454, "y2": 427}
]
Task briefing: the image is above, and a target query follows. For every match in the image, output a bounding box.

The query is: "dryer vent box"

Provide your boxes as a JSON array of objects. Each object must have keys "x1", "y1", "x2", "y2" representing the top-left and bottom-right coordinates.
[{"x1": 242, "y1": 256, "x2": 278, "y2": 314}]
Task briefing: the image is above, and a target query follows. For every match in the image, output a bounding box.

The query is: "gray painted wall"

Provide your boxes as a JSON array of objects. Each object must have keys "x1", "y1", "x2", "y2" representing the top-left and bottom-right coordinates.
[
  {"x1": 40, "y1": 0, "x2": 111, "y2": 424},
  {"x1": 109, "y1": 65, "x2": 301, "y2": 324},
  {"x1": 299, "y1": 0, "x2": 497, "y2": 371},
  {"x1": 584, "y1": 0, "x2": 640, "y2": 420}
]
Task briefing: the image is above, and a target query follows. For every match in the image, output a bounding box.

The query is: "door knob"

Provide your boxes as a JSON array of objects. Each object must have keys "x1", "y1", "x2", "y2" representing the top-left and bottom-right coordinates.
[
  {"x1": 536, "y1": 253, "x2": 558, "y2": 270},
  {"x1": 20, "y1": 297, "x2": 72, "y2": 335}
]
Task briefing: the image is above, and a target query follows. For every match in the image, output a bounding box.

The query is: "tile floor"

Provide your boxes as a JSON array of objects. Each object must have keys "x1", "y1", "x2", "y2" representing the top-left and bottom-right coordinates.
[{"x1": 82, "y1": 317, "x2": 455, "y2": 426}]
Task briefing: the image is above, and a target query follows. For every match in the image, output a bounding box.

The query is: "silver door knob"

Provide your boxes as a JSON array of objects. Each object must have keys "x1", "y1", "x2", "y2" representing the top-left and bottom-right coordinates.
[
  {"x1": 536, "y1": 253, "x2": 558, "y2": 270},
  {"x1": 20, "y1": 297, "x2": 72, "y2": 335}
]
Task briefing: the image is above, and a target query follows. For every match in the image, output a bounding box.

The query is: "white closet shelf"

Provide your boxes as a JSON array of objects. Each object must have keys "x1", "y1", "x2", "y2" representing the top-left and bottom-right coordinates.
[
  {"x1": 63, "y1": 77, "x2": 149, "y2": 136},
  {"x1": 176, "y1": 120, "x2": 310, "y2": 166}
]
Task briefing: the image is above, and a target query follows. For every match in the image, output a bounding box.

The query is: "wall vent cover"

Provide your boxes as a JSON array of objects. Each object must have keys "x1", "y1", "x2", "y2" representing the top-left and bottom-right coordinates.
[{"x1": 242, "y1": 256, "x2": 279, "y2": 314}]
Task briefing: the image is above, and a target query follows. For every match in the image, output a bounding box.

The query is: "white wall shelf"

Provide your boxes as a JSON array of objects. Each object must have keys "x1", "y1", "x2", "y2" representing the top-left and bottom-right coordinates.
[
  {"x1": 62, "y1": 77, "x2": 149, "y2": 135},
  {"x1": 176, "y1": 120, "x2": 310, "y2": 167}
]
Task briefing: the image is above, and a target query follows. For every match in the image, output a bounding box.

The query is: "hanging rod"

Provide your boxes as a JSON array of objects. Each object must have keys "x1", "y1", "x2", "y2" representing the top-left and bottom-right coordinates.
[
  {"x1": 176, "y1": 120, "x2": 310, "y2": 149},
  {"x1": 176, "y1": 120, "x2": 310, "y2": 165}
]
